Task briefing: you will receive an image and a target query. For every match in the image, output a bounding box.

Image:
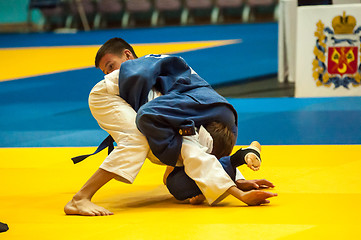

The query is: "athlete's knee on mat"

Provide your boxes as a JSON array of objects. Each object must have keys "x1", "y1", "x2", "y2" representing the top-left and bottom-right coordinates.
[{"x1": 166, "y1": 167, "x2": 202, "y2": 201}]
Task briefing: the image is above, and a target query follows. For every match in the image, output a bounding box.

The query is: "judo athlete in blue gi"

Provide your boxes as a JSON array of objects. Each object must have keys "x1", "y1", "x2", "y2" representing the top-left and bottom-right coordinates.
[
  {"x1": 119, "y1": 54, "x2": 270, "y2": 203},
  {"x1": 65, "y1": 38, "x2": 276, "y2": 216}
]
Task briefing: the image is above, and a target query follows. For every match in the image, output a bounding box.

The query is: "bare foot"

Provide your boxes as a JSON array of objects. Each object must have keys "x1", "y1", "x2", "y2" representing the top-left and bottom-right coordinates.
[
  {"x1": 189, "y1": 194, "x2": 205, "y2": 205},
  {"x1": 64, "y1": 197, "x2": 113, "y2": 216},
  {"x1": 245, "y1": 141, "x2": 261, "y2": 171}
]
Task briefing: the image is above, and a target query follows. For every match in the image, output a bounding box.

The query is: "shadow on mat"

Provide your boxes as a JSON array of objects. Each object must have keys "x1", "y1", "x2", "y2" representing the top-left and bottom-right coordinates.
[{"x1": 100, "y1": 185, "x2": 236, "y2": 210}]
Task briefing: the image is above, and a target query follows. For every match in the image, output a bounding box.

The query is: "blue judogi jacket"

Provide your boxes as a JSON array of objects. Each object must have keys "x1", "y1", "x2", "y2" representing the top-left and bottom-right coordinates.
[
  {"x1": 118, "y1": 54, "x2": 238, "y2": 167},
  {"x1": 72, "y1": 55, "x2": 237, "y2": 171},
  {"x1": 118, "y1": 54, "x2": 234, "y2": 112}
]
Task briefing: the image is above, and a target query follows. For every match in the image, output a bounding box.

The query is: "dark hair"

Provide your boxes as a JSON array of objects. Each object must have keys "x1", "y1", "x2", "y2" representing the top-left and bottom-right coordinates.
[
  {"x1": 95, "y1": 37, "x2": 138, "y2": 68},
  {"x1": 205, "y1": 122, "x2": 236, "y2": 159}
]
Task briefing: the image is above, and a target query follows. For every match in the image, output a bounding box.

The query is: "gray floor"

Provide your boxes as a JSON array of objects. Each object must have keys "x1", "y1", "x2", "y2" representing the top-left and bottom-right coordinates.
[{"x1": 214, "y1": 75, "x2": 295, "y2": 98}]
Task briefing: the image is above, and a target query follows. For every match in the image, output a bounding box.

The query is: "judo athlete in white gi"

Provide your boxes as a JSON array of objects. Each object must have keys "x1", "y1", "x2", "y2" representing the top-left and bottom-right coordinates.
[{"x1": 64, "y1": 38, "x2": 277, "y2": 216}]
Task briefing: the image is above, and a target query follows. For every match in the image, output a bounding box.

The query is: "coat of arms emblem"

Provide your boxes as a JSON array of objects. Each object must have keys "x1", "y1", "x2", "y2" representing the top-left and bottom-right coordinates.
[{"x1": 313, "y1": 11, "x2": 361, "y2": 89}]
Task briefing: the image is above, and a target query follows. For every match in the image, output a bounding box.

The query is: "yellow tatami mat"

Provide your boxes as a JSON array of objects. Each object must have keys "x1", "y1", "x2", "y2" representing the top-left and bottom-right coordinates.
[
  {"x1": 0, "y1": 40, "x2": 237, "y2": 82},
  {"x1": 1, "y1": 145, "x2": 360, "y2": 239}
]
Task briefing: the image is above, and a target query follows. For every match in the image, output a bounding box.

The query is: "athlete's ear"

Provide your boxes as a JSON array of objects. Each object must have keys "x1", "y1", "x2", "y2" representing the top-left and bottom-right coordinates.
[{"x1": 124, "y1": 49, "x2": 134, "y2": 60}]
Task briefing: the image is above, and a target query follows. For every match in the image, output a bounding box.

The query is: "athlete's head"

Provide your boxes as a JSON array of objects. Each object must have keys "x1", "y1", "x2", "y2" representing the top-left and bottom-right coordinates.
[
  {"x1": 205, "y1": 121, "x2": 236, "y2": 159},
  {"x1": 95, "y1": 37, "x2": 138, "y2": 75},
  {"x1": 166, "y1": 122, "x2": 236, "y2": 201}
]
